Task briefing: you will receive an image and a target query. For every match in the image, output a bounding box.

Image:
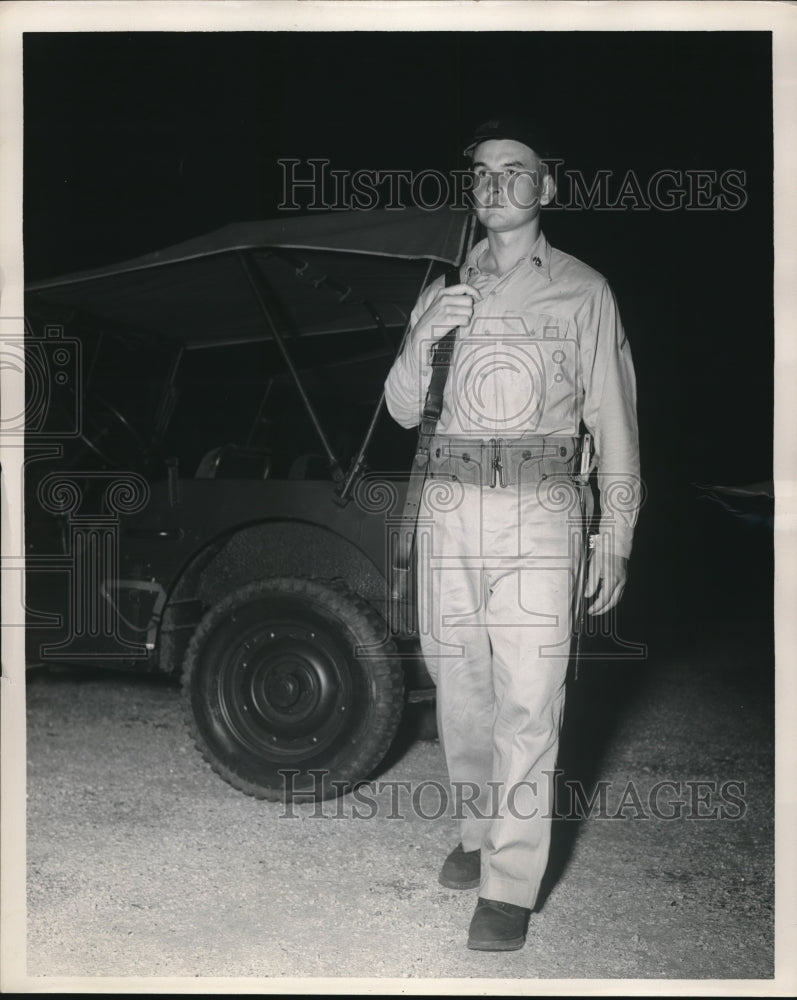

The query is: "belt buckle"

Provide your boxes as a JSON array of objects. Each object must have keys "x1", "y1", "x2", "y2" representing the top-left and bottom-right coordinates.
[{"x1": 490, "y1": 438, "x2": 506, "y2": 488}]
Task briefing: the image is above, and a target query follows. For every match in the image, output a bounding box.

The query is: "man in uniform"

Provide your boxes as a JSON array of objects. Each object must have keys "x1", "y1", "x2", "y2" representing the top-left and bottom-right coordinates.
[{"x1": 384, "y1": 117, "x2": 640, "y2": 951}]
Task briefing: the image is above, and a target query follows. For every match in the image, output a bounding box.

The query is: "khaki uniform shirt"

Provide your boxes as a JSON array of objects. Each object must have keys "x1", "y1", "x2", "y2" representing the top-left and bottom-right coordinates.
[{"x1": 385, "y1": 231, "x2": 641, "y2": 558}]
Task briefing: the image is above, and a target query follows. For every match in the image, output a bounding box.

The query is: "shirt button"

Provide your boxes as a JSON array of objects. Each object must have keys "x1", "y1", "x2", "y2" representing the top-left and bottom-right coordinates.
[{"x1": 533, "y1": 255, "x2": 542, "y2": 267}]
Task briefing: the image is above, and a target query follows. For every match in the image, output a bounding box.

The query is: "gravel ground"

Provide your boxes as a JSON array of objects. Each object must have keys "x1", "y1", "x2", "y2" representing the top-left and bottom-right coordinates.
[{"x1": 21, "y1": 618, "x2": 779, "y2": 990}]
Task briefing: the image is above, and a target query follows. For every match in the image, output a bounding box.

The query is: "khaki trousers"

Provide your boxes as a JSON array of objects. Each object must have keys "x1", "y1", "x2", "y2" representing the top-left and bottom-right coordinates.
[{"x1": 417, "y1": 474, "x2": 580, "y2": 910}]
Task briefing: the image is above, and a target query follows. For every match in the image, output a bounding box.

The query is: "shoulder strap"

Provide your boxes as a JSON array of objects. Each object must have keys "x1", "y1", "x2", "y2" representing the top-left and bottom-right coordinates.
[
  {"x1": 419, "y1": 269, "x2": 460, "y2": 434},
  {"x1": 390, "y1": 265, "x2": 461, "y2": 634}
]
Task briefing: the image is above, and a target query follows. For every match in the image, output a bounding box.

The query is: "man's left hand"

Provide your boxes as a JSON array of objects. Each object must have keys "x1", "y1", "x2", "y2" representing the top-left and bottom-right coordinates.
[{"x1": 584, "y1": 542, "x2": 628, "y2": 616}]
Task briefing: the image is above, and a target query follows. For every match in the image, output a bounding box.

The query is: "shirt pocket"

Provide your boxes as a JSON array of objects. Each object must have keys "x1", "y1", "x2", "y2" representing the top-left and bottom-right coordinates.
[
  {"x1": 499, "y1": 312, "x2": 575, "y2": 386},
  {"x1": 500, "y1": 312, "x2": 578, "y2": 433}
]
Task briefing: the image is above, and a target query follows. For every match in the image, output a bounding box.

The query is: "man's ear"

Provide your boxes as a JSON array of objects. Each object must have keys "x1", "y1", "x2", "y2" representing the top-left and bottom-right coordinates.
[{"x1": 540, "y1": 170, "x2": 557, "y2": 207}]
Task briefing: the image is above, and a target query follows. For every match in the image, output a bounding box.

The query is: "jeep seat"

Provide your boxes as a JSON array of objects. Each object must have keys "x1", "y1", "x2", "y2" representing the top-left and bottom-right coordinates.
[{"x1": 195, "y1": 444, "x2": 271, "y2": 479}]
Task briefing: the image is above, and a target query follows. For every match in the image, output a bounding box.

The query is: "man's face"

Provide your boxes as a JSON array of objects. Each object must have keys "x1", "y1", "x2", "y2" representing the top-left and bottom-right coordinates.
[{"x1": 471, "y1": 138, "x2": 553, "y2": 233}]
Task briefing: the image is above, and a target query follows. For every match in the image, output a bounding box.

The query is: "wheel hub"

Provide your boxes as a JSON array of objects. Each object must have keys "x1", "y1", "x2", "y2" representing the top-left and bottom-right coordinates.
[
  {"x1": 265, "y1": 670, "x2": 301, "y2": 709},
  {"x1": 237, "y1": 632, "x2": 342, "y2": 742}
]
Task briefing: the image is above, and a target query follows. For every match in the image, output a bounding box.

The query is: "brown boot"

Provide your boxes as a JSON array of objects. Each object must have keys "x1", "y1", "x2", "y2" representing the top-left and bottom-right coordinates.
[
  {"x1": 438, "y1": 843, "x2": 481, "y2": 890},
  {"x1": 467, "y1": 896, "x2": 530, "y2": 951}
]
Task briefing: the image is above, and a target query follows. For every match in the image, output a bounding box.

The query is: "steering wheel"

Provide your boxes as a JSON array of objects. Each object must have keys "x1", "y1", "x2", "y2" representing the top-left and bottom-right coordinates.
[{"x1": 67, "y1": 391, "x2": 154, "y2": 470}]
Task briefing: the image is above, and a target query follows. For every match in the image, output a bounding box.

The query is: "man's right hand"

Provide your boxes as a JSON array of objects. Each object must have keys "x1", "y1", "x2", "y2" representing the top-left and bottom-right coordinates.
[{"x1": 411, "y1": 283, "x2": 481, "y2": 348}]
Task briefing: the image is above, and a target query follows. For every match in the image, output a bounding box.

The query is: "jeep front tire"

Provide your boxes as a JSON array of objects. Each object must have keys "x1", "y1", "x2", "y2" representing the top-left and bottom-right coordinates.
[{"x1": 181, "y1": 577, "x2": 404, "y2": 800}]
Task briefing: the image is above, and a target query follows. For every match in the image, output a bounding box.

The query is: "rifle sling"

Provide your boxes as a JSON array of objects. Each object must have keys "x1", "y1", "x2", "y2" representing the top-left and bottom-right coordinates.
[{"x1": 391, "y1": 269, "x2": 460, "y2": 631}]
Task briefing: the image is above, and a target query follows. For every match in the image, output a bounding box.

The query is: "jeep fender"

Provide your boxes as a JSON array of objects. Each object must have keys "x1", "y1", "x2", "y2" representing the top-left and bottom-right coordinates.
[{"x1": 158, "y1": 519, "x2": 390, "y2": 676}]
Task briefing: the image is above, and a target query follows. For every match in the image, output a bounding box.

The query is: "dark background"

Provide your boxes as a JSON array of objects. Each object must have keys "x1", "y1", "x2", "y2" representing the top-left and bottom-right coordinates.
[{"x1": 22, "y1": 30, "x2": 774, "y2": 634}]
